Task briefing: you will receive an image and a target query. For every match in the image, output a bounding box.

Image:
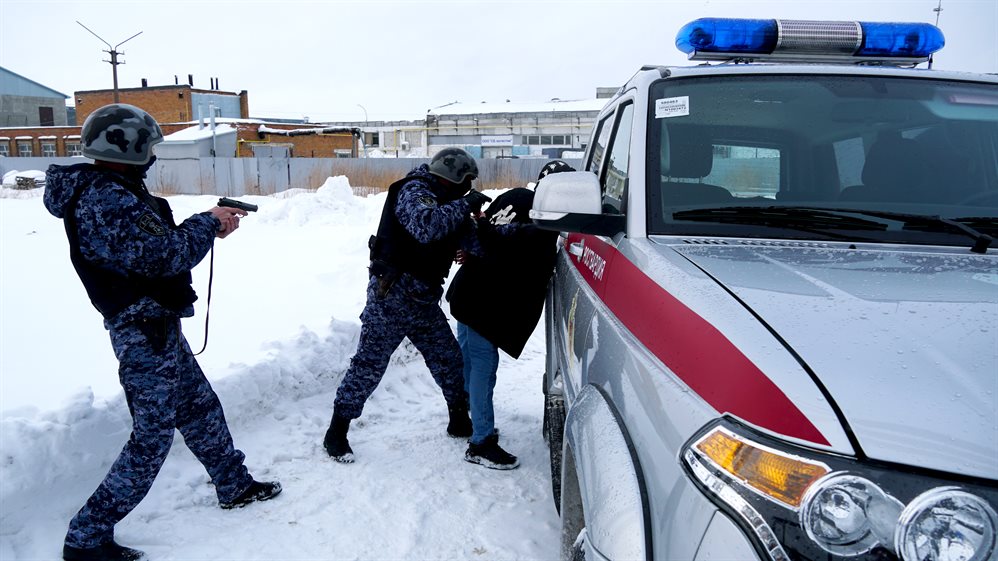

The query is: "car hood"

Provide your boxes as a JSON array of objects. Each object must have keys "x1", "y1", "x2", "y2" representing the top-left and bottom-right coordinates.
[{"x1": 673, "y1": 243, "x2": 998, "y2": 480}]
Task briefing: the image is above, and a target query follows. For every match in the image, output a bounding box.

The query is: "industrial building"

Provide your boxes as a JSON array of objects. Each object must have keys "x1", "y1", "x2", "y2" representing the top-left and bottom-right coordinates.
[{"x1": 1, "y1": 64, "x2": 610, "y2": 160}]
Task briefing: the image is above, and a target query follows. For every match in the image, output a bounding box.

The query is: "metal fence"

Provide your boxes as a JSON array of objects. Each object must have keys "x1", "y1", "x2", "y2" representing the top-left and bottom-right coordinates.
[{"x1": 1, "y1": 157, "x2": 584, "y2": 196}]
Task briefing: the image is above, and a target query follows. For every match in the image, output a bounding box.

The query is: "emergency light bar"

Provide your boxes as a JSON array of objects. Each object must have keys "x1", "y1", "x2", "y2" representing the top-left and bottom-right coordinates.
[{"x1": 676, "y1": 18, "x2": 945, "y2": 65}]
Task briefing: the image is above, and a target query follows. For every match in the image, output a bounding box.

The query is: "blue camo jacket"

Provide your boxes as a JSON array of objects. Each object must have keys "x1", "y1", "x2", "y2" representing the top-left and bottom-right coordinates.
[
  {"x1": 387, "y1": 165, "x2": 479, "y2": 302},
  {"x1": 44, "y1": 163, "x2": 221, "y2": 330}
]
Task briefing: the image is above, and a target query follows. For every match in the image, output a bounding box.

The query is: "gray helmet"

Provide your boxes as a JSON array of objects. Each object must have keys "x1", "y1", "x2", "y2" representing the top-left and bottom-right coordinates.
[
  {"x1": 82, "y1": 103, "x2": 164, "y2": 165},
  {"x1": 429, "y1": 148, "x2": 479, "y2": 184}
]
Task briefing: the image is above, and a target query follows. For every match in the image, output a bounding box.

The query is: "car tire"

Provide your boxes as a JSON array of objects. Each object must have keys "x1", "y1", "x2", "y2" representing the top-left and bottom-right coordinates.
[{"x1": 544, "y1": 393, "x2": 566, "y2": 513}]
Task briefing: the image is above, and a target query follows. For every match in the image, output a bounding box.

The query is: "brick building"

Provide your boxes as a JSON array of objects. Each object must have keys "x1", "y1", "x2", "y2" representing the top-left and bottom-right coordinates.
[
  {"x1": 74, "y1": 83, "x2": 249, "y2": 125},
  {"x1": 1, "y1": 80, "x2": 355, "y2": 159}
]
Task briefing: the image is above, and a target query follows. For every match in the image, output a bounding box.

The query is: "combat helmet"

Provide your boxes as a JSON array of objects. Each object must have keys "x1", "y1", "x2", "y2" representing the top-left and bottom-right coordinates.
[
  {"x1": 429, "y1": 148, "x2": 479, "y2": 185},
  {"x1": 82, "y1": 103, "x2": 164, "y2": 166}
]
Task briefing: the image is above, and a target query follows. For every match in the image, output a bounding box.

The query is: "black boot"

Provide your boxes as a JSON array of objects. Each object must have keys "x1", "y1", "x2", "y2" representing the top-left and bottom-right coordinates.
[
  {"x1": 465, "y1": 434, "x2": 519, "y2": 470},
  {"x1": 323, "y1": 413, "x2": 355, "y2": 463},
  {"x1": 63, "y1": 541, "x2": 146, "y2": 561},
  {"x1": 219, "y1": 480, "x2": 283, "y2": 509},
  {"x1": 446, "y1": 405, "x2": 473, "y2": 438}
]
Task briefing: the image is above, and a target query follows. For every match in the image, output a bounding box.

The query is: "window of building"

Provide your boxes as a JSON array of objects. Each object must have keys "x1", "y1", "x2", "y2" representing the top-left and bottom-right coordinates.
[
  {"x1": 553, "y1": 135, "x2": 566, "y2": 145},
  {"x1": 541, "y1": 135, "x2": 552, "y2": 145},
  {"x1": 0, "y1": 143, "x2": 9, "y2": 157},
  {"x1": 17, "y1": 141, "x2": 33, "y2": 157},
  {"x1": 39, "y1": 107, "x2": 55, "y2": 126},
  {"x1": 41, "y1": 142, "x2": 56, "y2": 157},
  {"x1": 65, "y1": 142, "x2": 82, "y2": 156}
]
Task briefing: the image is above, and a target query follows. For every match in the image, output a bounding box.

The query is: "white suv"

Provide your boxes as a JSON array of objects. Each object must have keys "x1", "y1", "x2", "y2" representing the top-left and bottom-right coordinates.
[{"x1": 533, "y1": 18, "x2": 998, "y2": 561}]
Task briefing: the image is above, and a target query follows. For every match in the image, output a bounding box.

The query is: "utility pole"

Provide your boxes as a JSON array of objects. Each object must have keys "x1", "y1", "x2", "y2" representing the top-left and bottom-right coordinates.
[
  {"x1": 929, "y1": 0, "x2": 943, "y2": 69},
  {"x1": 77, "y1": 21, "x2": 143, "y2": 103},
  {"x1": 357, "y1": 104, "x2": 368, "y2": 157}
]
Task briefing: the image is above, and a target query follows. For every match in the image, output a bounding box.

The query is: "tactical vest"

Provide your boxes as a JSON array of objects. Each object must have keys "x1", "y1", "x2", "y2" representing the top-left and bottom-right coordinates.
[
  {"x1": 65, "y1": 175, "x2": 198, "y2": 320},
  {"x1": 368, "y1": 176, "x2": 462, "y2": 285}
]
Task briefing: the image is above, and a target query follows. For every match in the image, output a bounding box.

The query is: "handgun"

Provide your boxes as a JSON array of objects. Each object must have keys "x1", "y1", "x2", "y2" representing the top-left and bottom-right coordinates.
[{"x1": 218, "y1": 197, "x2": 258, "y2": 212}]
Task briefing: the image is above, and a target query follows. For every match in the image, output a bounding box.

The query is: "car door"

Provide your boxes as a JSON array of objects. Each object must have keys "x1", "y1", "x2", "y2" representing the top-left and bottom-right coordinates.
[{"x1": 557, "y1": 101, "x2": 634, "y2": 406}]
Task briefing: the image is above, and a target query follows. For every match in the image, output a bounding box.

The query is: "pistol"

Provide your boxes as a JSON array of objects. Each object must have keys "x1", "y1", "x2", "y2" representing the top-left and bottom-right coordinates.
[{"x1": 218, "y1": 197, "x2": 258, "y2": 213}]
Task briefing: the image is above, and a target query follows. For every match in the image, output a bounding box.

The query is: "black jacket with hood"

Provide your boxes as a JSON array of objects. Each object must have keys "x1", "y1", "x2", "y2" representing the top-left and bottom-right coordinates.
[{"x1": 446, "y1": 187, "x2": 559, "y2": 358}]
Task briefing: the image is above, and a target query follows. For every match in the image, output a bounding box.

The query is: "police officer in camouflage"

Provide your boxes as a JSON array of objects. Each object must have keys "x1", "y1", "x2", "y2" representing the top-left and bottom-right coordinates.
[
  {"x1": 323, "y1": 148, "x2": 492, "y2": 463},
  {"x1": 44, "y1": 104, "x2": 281, "y2": 561}
]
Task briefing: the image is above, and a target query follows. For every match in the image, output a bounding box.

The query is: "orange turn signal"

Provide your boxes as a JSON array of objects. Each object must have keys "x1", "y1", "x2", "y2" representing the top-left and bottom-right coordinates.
[{"x1": 695, "y1": 427, "x2": 830, "y2": 508}]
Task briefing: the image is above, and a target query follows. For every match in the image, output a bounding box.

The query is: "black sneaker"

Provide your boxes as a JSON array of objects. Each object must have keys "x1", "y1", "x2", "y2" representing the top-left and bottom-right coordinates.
[
  {"x1": 219, "y1": 480, "x2": 282, "y2": 509},
  {"x1": 63, "y1": 541, "x2": 146, "y2": 561},
  {"x1": 464, "y1": 435, "x2": 519, "y2": 470},
  {"x1": 446, "y1": 406, "x2": 473, "y2": 438}
]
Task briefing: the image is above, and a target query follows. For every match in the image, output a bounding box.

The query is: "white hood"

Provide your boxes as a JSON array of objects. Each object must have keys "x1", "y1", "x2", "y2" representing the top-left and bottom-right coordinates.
[{"x1": 674, "y1": 244, "x2": 998, "y2": 480}]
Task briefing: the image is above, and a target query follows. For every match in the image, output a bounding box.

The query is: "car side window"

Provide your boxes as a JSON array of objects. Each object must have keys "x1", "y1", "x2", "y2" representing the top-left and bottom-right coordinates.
[
  {"x1": 602, "y1": 103, "x2": 634, "y2": 214},
  {"x1": 588, "y1": 113, "x2": 615, "y2": 175}
]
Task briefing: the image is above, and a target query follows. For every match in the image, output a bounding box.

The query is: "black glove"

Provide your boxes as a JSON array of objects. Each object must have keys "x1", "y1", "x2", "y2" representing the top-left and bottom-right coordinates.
[{"x1": 463, "y1": 190, "x2": 492, "y2": 213}]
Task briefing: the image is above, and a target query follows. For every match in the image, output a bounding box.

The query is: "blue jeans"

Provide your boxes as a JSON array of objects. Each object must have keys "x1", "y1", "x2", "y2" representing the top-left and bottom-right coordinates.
[{"x1": 457, "y1": 322, "x2": 499, "y2": 445}]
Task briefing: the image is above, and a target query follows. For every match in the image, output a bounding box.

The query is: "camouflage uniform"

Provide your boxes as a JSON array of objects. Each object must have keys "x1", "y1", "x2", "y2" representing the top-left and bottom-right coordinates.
[
  {"x1": 44, "y1": 163, "x2": 253, "y2": 549},
  {"x1": 333, "y1": 165, "x2": 476, "y2": 419}
]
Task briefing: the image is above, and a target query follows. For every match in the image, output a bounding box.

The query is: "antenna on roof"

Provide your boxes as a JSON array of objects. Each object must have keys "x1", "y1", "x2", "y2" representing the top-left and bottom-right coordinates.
[
  {"x1": 929, "y1": 0, "x2": 943, "y2": 69},
  {"x1": 77, "y1": 21, "x2": 143, "y2": 103}
]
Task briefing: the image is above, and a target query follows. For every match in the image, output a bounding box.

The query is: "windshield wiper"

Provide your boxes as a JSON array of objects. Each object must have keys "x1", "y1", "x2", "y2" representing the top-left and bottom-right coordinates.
[
  {"x1": 671, "y1": 206, "x2": 889, "y2": 241},
  {"x1": 812, "y1": 207, "x2": 994, "y2": 254},
  {"x1": 672, "y1": 206, "x2": 994, "y2": 253}
]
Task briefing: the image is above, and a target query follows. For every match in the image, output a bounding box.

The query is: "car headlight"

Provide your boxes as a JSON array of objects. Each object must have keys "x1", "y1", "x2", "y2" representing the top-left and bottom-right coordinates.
[
  {"x1": 896, "y1": 487, "x2": 998, "y2": 561},
  {"x1": 683, "y1": 419, "x2": 998, "y2": 561},
  {"x1": 800, "y1": 474, "x2": 903, "y2": 556}
]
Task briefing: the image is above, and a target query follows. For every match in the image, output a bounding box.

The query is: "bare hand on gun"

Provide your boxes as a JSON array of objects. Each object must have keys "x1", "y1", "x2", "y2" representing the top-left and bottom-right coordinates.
[{"x1": 210, "y1": 197, "x2": 257, "y2": 238}]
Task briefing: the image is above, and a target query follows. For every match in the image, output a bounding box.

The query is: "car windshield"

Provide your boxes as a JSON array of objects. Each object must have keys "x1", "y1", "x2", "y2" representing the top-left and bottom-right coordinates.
[{"x1": 647, "y1": 75, "x2": 998, "y2": 246}]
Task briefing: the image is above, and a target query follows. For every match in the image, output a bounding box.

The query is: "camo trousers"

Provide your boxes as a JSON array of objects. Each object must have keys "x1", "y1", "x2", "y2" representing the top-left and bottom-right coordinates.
[
  {"x1": 65, "y1": 317, "x2": 253, "y2": 549},
  {"x1": 333, "y1": 277, "x2": 468, "y2": 420}
]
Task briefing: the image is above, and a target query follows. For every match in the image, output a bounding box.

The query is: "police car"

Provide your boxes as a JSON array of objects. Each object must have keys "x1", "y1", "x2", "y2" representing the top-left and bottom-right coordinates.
[{"x1": 532, "y1": 18, "x2": 998, "y2": 561}]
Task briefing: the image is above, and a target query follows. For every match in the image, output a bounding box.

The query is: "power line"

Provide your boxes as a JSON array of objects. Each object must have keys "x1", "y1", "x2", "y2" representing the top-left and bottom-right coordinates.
[{"x1": 77, "y1": 21, "x2": 143, "y2": 103}]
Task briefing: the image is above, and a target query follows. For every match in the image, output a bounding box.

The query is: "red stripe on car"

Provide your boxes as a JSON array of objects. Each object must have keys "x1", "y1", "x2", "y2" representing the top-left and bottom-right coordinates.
[{"x1": 569, "y1": 234, "x2": 829, "y2": 446}]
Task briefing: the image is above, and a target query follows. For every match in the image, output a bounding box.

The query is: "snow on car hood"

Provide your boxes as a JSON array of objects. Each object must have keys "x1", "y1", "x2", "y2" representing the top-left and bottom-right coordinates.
[{"x1": 674, "y1": 244, "x2": 998, "y2": 480}]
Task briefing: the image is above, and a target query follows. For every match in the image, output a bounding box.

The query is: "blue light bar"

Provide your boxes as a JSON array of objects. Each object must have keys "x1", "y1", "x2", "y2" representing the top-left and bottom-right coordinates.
[
  {"x1": 675, "y1": 18, "x2": 778, "y2": 55},
  {"x1": 675, "y1": 18, "x2": 945, "y2": 62},
  {"x1": 857, "y1": 22, "x2": 945, "y2": 57}
]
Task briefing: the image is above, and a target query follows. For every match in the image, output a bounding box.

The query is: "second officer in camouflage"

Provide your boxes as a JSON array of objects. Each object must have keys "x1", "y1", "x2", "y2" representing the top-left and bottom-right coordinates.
[{"x1": 323, "y1": 148, "x2": 492, "y2": 462}]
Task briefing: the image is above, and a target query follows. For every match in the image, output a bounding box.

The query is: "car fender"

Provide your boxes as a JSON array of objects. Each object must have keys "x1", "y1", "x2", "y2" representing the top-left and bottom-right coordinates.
[{"x1": 564, "y1": 383, "x2": 651, "y2": 561}]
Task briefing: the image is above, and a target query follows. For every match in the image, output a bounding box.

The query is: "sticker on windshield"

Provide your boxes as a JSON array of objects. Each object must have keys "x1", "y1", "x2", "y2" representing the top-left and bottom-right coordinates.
[{"x1": 656, "y1": 96, "x2": 689, "y2": 118}]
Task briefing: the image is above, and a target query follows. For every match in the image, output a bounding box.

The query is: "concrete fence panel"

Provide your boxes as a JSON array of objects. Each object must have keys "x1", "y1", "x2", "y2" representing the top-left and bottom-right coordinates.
[{"x1": 1, "y1": 156, "x2": 585, "y2": 196}]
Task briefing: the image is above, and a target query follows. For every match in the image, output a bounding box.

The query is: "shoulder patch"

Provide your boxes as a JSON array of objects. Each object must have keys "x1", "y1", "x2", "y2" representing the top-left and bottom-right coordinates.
[
  {"x1": 417, "y1": 196, "x2": 438, "y2": 208},
  {"x1": 138, "y1": 213, "x2": 167, "y2": 236}
]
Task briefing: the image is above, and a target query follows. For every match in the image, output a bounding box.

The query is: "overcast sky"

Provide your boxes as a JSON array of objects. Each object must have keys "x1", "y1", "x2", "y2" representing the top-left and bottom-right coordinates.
[{"x1": 1, "y1": 0, "x2": 995, "y2": 123}]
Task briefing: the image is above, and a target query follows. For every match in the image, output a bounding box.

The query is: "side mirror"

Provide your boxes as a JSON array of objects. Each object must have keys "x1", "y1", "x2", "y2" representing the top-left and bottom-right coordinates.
[{"x1": 529, "y1": 171, "x2": 625, "y2": 236}]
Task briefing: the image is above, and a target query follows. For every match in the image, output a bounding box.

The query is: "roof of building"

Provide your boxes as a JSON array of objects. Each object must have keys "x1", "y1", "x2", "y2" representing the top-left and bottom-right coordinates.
[
  {"x1": 162, "y1": 124, "x2": 237, "y2": 142},
  {"x1": 0, "y1": 66, "x2": 69, "y2": 99},
  {"x1": 428, "y1": 98, "x2": 606, "y2": 116}
]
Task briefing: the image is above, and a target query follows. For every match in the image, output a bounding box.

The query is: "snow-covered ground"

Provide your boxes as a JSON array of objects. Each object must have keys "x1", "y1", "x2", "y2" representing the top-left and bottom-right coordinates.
[{"x1": 0, "y1": 177, "x2": 561, "y2": 560}]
